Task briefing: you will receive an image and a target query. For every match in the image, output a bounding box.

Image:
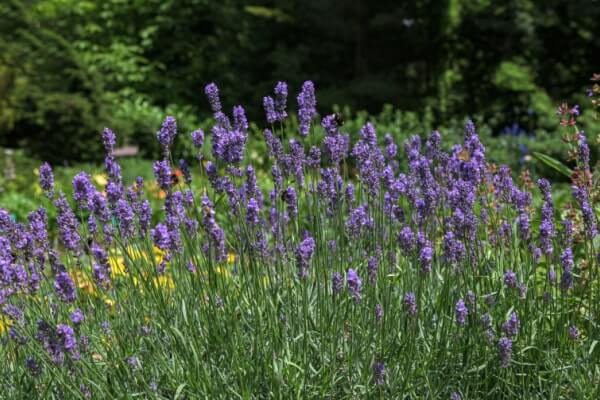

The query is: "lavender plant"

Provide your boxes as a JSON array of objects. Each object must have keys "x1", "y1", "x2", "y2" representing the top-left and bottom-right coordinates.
[{"x1": 0, "y1": 80, "x2": 598, "y2": 399}]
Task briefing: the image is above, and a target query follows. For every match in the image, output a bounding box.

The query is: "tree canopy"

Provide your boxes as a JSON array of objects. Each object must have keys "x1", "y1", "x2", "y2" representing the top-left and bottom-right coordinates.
[{"x1": 1, "y1": 0, "x2": 599, "y2": 163}]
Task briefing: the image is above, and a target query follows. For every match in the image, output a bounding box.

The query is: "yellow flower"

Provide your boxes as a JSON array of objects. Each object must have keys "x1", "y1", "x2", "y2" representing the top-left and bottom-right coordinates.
[
  {"x1": 0, "y1": 317, "x2": 11, "y2": 335},
  {"x1": 227, "y1": 252, "x2": 237, "y2": 264},
  {"x1": 103, "y1": 296, "x2": 116, "y2": 310},
  {"x1": 216, "y1": 266, "x2": 232, "y2": 279},
  {"x1": 125, "y1": 246, "x2": 142, "y2": 260},
  {"x1": 125, "y1": 246, "x2": 165, "y2": 265},
  {"x1": 71, "y1": 271, "x2": 96, "y2": 296},
  {"x1": 197, "y1": 265, "x2": 233, "y2": 281},
  {"x1": 93, "y1": 173, "x2": 108, "y2": 186},
  {"x1": 152, "y1": 247, "x2": 165, "y2": 265},
  {"x1": 153, "y1": 275, "x2": 175, "y2": 290},
  {"x1": 109, "y1": 256, "x2": 128, "y2": 278}
]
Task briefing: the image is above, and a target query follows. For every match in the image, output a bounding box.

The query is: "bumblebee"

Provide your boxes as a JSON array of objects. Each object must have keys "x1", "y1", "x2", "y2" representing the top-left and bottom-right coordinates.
[
  {"x1": 333, "y1": 112, "x2": 345, "y2": 127},
  {"x1": 170, "y1": 172, "x2": 180, "y2": 186},
  {"x1": 202, "y1": 203, "x2": 215, "y2": 216}
]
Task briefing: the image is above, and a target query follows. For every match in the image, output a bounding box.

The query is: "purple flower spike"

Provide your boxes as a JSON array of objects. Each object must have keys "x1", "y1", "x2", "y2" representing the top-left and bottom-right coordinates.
[
  {"x1": 296, "y1": 234, "x2": 316, "y2": 278},
  {"x1": 502, "y1": 311, "x2": 520, "y2": 338},
  {"x1": 347, "y1": 268, "x2": 362, "y2": 303},
  {"x1": 205, "y1": 83, "x2": 222, "y2": 113},
  {"x1": 54, "y1": 272, "x2": 76, "y2": 302},
  {"x1": 153, "y1": 160, "x2": 172, "y2": 191},
  {"x1": 263, "y1": 96, "x2": 277, "y2": 124},
  {"x1": 372, "y1": 361, "x2": 385, "y2": 385},
  {"x1": 498, "y1": 337, "x2": 513, "y2": 368},
  {"x1": 156, "y1": 116, "x2": 177, "y2": 154},
  {"x1": 102, "y1": 128, "x2": 116, "y2": 154},
  {"x1": 297, "y1": 81, "x2": 316, "y2": 137},
  {"x1": 191, "y1": 129, "x2": 205, "y2": 148},
  {"x1": 332, "y1": 272, "x2": 343, "y2": 294},
  {"x1": 367, "y1": 256, "x2": 379, "y2": 284},
  {"x1": 568, "y1": 325, "x2": 580, "y2": 340},
  {"x1": 274, "y1": 81, "x2": 288, "y2": 121},
  {"x1": 151, "y1": 223, "x2": 171, "y2": 251},
  {"x1": 374, "y1": 303, "x2": 383, "y2": 322},
  {"x1": 72, "y1": 172, "x2": 94, "y2": 209},
  {"x1": 71, "y1": 308, "x2": 84, "y2": 325},
  {"x1": 504, "y1": 270, "x2": 517, "y2": 289},
  {"x1": 39, "y1": 162, "x2": 55, "y2": 198},
  {"x1": 455, "y1": 299, "x2": 468, "y2": 326},
  {"x1": 419, "y1": 245, "x2": 433, "y2": 274},
  {"x1": 53, "y1": 194, "x2": 81, "y2": 253},
  {"x1": 404, "y1": 292, "x2": 417, "y2": 316}
]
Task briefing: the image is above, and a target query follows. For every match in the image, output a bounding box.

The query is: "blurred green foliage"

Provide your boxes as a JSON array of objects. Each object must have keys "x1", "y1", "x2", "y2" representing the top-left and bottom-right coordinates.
[{"x1": 0, "y1": 0, "x2": 599, "y2": 168}]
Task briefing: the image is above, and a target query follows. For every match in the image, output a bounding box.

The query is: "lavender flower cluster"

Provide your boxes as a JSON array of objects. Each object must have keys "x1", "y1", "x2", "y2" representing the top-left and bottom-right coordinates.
[{"x1": 0, "y1": 79, "x2": 596, "y2": 397}]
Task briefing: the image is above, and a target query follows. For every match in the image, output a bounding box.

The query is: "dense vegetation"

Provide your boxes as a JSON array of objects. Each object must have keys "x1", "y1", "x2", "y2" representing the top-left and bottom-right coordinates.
[
  {"x1": 2, "y1": 2, "x2": 600, "y2": 397},
  {"x1": 1, "y1": 0, "x2": 600, "y2": 165},
  {"x1": 1, "y1": 80, "x2": 599, "y2": 398}
]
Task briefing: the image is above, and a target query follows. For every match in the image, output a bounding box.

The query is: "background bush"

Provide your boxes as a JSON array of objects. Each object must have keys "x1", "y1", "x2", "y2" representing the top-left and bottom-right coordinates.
[{"x1": 1, "y1": 0, "x2": 599, "y2": 165}]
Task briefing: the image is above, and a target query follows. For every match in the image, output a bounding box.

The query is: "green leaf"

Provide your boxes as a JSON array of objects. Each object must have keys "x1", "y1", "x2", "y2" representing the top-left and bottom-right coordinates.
[
  {"x1": 174, "y1": 383, "x2": 187, "y2": 399},
  {"x1": 244, "y1": 6, "x2": 292, "y2": 22},
  {"x1": 493, "y1": 61, "x2": 536, "y2": 92},
  {"x1": 532, "y1": 152, "x2": 573, "y2": 177}
]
